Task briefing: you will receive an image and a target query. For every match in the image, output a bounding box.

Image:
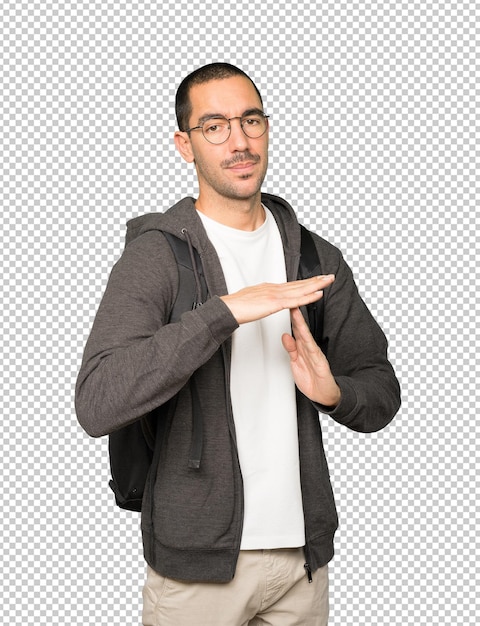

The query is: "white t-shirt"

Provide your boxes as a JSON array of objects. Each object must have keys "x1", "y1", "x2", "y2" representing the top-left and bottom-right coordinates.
[{"x1": 198, "y1": 208, "x2": 306, "y2": 549}]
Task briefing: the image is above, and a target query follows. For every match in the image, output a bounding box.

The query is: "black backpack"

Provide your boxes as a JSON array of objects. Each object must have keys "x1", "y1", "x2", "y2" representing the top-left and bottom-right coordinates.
[{"x1": 108, "y1": 225, "x2": 325, "y2": 511}]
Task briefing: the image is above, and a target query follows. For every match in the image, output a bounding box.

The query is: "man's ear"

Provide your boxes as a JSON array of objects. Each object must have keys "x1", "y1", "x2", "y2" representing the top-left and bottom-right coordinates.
[{"x1": 174, "y1": 131, "x2": 195, "y2": 163}]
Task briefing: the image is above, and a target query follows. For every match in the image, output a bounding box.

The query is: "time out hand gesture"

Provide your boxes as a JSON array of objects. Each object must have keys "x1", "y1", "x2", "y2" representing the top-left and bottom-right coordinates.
[
  {"x1": 221, "y1": 275, "x2": 334, "y2": 325},
  {"x1": 282, "y1": 307, "x2": 341, "y2": 408}
]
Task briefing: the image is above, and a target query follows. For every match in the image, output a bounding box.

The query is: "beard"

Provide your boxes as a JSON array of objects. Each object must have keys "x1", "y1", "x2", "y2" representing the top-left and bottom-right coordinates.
[{"x1": 194, "y1": 150, "x2": 268, "y2": 201}]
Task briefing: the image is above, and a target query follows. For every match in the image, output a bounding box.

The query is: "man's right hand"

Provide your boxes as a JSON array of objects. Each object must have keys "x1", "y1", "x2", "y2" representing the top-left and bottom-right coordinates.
[{"x1": 220, "y1": 275, "x2": 335, "y2": 325}]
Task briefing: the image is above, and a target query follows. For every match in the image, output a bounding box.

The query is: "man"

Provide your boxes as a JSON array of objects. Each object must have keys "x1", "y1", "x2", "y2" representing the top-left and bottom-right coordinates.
[{"x1": 76, "y1": 63, "x2": 401, "y2": 625}]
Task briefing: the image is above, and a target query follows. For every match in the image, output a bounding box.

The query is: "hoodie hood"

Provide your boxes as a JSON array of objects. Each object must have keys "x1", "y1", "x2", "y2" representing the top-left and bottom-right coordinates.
[
  {"x1": 125, "y1": 193, "x2": 302, "y2": 280},
  {"x1": 125, "y1": 196, "x2": 200, "y2": 246}
]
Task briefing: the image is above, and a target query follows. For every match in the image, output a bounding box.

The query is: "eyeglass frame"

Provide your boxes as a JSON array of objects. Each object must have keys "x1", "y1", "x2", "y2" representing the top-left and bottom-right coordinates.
[{"x1": 183, "y1": 110, "x2": 270, "y2": 144}]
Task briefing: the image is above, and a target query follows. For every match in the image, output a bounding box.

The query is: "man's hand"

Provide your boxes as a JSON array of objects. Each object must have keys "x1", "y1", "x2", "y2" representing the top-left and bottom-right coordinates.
[
  {"x1": 221, "y1": 275, "x2": 335, "y2": 325},
  {"x1": 282, "y1": 307, "x2": 341, "y2": 408}
]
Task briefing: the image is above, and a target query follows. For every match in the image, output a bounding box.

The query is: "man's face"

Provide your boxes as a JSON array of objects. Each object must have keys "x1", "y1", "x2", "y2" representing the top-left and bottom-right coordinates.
[{"x1": 178, "y1": 75, "x2": 269, "y2": 203}]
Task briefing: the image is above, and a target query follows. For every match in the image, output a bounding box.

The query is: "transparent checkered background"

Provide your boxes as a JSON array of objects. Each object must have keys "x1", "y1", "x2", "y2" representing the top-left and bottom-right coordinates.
[{"x1": 1, "y1": 0, "x2": 478, "y2": 624}]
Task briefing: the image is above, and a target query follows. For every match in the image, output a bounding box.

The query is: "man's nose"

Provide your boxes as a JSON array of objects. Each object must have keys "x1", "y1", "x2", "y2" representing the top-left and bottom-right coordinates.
[{"x1": 227, "y1": 117, "x2": 249, "y2": 150}]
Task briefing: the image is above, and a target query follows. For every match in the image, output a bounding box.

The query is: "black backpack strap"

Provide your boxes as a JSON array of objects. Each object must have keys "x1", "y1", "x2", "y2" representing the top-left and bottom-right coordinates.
[
  {"x1": 163, "y1": 231, "x2": 207, "y2": 320},
  {"x1": 162, "y1": 231, "x2": 207, "y2": 470},
  {"x1": 108, "y1": 414, "x2": 155, "y2": 511},
  {"x1": 298, "y1": 225, "x2": 327, "y2": 355},
  {"x1": 108, "y1": 231, "x2": 207, "y2": 511}
]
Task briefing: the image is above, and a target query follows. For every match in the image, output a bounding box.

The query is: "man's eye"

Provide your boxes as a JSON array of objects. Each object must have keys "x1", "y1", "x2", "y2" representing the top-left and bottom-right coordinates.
[
  {"x1": 204, "y1": 120, "x2": 227, "y2": 133},
  {"x1": 243, "y1": 117, "x2": 261, "y2": 126}
]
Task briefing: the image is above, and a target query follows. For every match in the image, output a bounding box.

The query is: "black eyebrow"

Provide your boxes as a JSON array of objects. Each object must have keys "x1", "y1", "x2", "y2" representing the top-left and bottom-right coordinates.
[
  {"x1": 196, "y1": 108, "x2": 265, "y2": 126},
  {"x1": 197, "y1": 113, "x2": 225, "y2": 125},
  {"x1": 242, "y1": 108, "x2": 265, "y2": 118}
]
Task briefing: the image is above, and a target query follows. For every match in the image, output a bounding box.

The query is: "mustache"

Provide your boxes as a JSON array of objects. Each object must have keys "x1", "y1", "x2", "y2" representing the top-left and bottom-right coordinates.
[{"x1": 221, "y1": 152, "x2": 260, "y2": 168}]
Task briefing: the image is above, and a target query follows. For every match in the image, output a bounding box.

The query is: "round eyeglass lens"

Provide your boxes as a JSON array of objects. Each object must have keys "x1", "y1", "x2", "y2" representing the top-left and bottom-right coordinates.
[{"x1": 202, "y1": 114, "x2": 267, "y2": 144}]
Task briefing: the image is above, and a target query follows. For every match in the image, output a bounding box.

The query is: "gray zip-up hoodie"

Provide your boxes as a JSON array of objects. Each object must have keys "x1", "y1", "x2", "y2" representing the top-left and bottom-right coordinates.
[{"x1": 75, "y1": 193, "x2": 401, "y2": 582}]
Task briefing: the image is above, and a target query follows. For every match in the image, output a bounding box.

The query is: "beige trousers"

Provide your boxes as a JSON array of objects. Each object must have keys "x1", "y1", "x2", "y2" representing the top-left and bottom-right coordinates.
[{"x1": 142, "y1": 547, "x2": 329, "y2": 626}]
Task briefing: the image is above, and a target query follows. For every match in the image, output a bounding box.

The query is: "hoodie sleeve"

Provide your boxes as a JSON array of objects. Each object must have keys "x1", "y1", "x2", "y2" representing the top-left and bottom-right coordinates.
[
  {"x1": 75, "y1": 231, "x2": 238, "y2": 438},
  {"x1": 314, "y1": 240, "x2": 401, "y2": 432}
]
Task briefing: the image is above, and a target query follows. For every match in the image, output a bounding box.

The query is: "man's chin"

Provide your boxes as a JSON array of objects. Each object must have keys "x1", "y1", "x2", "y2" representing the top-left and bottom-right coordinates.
[
  {"x1": 227, "y1": 185, "x2": 263, "y2": 202},
  {"x1": 228, "y1": 173, "x2": 266, "y2": 199}
]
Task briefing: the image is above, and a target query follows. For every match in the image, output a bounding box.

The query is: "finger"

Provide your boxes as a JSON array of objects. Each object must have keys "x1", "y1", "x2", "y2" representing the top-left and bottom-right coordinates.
[
  {"x1": 286, "y1": 290, "x2": 324, "y2": 308},
  {"x1": 290, "y1": 307, "x2": 323, "y2": 356},
  {"x1": 290, "y1": 307, "x2": 313, "y2": 337},
  {"x1": 316, "y1": 274, "x2": 335, "y2": 285},
  {"x1": 304, "y1": 274, "x2": 335, "y2": 288},
  {"x1": 281, "y1": 332, "x2": 297, "y2": 357},
  {"x1": 282, "y1": 275, "x2": 334, "y2": 307},
  {"x1": 292, "y1": 274, "x2": 335, "y2": 292}
]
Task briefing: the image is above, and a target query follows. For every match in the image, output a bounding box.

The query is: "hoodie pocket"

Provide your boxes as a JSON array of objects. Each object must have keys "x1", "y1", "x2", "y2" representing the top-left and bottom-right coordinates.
[{"x1": 151, "y1": 385, "x2": 239, "y2": 550}]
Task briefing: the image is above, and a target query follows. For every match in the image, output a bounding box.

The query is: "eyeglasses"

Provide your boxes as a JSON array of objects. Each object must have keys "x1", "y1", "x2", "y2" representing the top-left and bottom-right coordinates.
[{"x1": 184, "y1": 113, "x2": 269, "y2": 145}]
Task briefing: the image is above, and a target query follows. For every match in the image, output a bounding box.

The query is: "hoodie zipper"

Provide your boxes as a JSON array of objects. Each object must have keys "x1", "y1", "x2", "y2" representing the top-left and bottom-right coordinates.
[
  {"x1": 181, "y1": 228, "x2": 205, "y2": 309},
  {"x1": 221, "y1": 341, "x2": 245, "y2": 571},
  {"x1": 182, "y1": 226, "x2": 244, "y2": 569},
  {"x1": 304, "y1": 562, "x2": 313, "y2": 583}
]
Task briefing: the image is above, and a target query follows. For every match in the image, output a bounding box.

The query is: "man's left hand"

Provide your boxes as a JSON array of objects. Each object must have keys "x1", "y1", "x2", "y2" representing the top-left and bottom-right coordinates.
[{"x1": 282, "y1": 307, "x2": 341, "y2": 408}]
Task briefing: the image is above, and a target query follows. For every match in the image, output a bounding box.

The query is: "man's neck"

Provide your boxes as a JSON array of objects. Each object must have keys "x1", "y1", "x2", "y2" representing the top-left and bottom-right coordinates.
[{"x1": 195, "y1": 193, "x2": 265, "y2": 231}]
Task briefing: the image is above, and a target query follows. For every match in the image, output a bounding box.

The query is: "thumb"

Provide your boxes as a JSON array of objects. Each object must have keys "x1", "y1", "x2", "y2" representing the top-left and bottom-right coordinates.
[{"x1": 282, "y1": 333, "x2": 297, "y2": 358}]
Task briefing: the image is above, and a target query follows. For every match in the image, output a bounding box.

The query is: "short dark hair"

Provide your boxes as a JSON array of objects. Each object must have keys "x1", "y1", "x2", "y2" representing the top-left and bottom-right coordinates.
[{"x1": 175, "y1": 62, "x2": 264, "y2": 132}]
